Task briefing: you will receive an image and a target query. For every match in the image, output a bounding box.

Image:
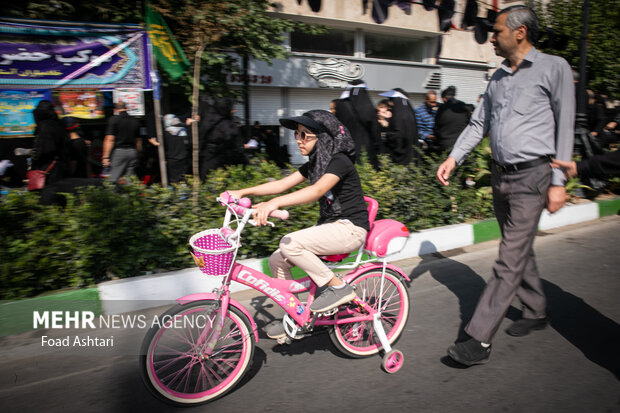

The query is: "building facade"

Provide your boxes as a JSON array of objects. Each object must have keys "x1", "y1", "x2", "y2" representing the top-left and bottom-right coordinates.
[{"x1": 230, "y1": 0, "x2": 505, "y2": 163}]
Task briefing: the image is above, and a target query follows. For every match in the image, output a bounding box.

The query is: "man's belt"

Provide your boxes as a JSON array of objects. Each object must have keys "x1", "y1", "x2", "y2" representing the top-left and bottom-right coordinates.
[{"x1": 492, "y1": 156, "x2": 552, "y2": 174}]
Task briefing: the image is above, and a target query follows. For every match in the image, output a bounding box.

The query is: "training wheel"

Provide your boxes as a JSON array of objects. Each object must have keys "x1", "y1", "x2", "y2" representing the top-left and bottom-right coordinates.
[{"x1": 382, "y1": 349, "x2": 404, "y2": 374}]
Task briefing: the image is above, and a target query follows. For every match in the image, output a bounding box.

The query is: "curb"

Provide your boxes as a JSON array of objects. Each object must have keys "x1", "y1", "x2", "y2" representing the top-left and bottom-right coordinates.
[{"x1": 98, "y1": 198, "x2": 620, "y2": 314}]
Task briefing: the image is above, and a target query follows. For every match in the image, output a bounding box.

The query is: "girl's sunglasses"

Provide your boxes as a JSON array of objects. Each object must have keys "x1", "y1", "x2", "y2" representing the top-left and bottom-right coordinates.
[{"x1": 294, "y1": 130, "x2": 316, "y2": 143}]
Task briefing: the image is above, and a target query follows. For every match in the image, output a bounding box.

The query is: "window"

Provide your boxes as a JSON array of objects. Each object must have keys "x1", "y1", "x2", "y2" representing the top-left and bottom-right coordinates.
[
  {"x1": 364, "y1": 32, "x2": 425, "y2": 62},
  {"x1": 290, "y1": 29, "x2": 354, "y2": 56}
]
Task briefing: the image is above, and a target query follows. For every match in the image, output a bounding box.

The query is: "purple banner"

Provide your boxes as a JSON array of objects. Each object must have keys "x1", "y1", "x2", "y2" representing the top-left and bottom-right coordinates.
[{"x1": 0, "y1": 20, "x2": 151, "y2": 90}]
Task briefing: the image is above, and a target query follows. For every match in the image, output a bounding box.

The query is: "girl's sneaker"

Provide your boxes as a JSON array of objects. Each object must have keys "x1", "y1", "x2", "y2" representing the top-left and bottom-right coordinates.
[{"x1": 310, "y1": 284, "x2": 356, "y2": 313}]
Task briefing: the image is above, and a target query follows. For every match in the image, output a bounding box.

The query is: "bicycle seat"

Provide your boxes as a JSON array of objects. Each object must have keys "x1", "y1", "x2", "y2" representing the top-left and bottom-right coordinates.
[{"x1": 320, "y1": 197, "x2": 379, "y2": 262}]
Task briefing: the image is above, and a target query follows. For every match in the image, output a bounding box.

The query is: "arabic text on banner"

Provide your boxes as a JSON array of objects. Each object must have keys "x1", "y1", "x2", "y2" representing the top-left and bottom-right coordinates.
[{"x1": 0, "y1": 20, "x2": 152, "y2": 90}]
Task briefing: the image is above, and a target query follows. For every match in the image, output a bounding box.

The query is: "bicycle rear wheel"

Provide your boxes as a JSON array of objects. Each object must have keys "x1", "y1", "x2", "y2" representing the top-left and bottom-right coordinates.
[
  {"x1": 140, "y1": 300, "x2": 255, "y2": 406},
  {"x1": 329, "y1": 268, "x2": 409, "y2": 358}
]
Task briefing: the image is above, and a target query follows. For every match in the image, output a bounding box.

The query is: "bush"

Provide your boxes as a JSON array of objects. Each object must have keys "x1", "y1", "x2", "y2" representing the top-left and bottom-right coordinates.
[{"x1": 1, "y1": 153, "x2": 495, "y2": 299}]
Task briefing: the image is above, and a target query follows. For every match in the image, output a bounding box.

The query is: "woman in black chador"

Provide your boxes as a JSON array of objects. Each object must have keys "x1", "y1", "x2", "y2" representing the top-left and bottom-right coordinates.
[
  {"x1": 379, "y1": 88, "x2": 420, "y2": 165},
  {"x1": 198, "y1": 97, "x2": 248, "y2": 180},
  {"x1": 335, "y1": 80, "x2": 381, "y2": 169},
  {"x1": 31, "y1": 100, "x2": 67, "y2": 187}
]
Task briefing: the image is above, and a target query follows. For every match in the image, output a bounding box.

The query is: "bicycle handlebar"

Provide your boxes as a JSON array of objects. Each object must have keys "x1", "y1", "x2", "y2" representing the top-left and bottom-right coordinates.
[{"x1": 218, "y1": 193, "x2": 289, "y2": 221}]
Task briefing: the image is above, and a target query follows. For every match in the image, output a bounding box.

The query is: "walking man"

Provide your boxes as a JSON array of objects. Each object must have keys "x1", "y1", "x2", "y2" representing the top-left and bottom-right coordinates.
[
  {"x1": 436, "y1": 5, "x2": 574, "y2": 366},
  {"x1": 102, "y1": 101, "x2": 142, "y2": 183},
  {"x1": 414, "y1": 90, "x2": 438, "y2": 146}
]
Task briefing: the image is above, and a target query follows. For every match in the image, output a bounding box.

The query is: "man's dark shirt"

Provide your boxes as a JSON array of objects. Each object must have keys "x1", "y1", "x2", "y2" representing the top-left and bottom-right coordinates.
[
  {"x1": 105, "y1": 111, "x2": 141, "y2": 148},
  {"x1": 587, "y1": 100, "x2": 607, "y2": 136},
  {"x1": 434, "y1": 98, "x2": 472, "y2": 152}
]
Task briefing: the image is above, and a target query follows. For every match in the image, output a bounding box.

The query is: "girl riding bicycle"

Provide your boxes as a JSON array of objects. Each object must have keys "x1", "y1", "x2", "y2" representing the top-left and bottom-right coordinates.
[{"x1": 221, "y1": 110, "x2": 369, "y2": 339}]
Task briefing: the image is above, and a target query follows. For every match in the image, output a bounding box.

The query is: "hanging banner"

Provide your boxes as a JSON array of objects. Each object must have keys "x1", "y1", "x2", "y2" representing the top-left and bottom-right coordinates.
[
  {"x1": 145, "y1": 2, "x2": 189, "y2": 80},
  {"x1": 0, "y1": 19, "x2": 152, "y2": 90},
  {"x1": 113, "y1": 88, "x2": 145, "y2": 117},
  {"x1": 53, "y1": 89, "x2": 105, "y2": 119},
  {"x1": 0, "y1": 89, "x2": 51, "y2": 137}
]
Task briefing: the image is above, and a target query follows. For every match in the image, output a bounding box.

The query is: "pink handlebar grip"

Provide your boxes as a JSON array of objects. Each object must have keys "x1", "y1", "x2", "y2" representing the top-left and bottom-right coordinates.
[
  {"x1": 269, "y1": 209, "x2": 289, "y2": 220},
  {"x1": 220, "y1": 192, "x2": 288, "y2": 220},
  {"x1": 238, "y1": 197, "x2": 252, "y2": 208}
]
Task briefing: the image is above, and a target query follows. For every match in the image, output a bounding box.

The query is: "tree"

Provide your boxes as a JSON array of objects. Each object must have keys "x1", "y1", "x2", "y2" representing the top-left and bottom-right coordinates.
[
  {"x1": 532, "y1": 0, "x2": 620, "y2": 98},
  {"x1": 151, "y1": 1, "x2": 323, "y2": 93},
  {"x1": 148, "y1": 1, "x2": 323, "y2": 203}
]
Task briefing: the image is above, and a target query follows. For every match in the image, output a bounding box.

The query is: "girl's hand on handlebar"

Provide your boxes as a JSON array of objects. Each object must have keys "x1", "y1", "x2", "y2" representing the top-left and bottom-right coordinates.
[
  {"x1": 219, "y1": 190, "x2": 243, "y2": 202},
  {"x1": 252, "y1": 200, "x2": 279, "y2": 227}
]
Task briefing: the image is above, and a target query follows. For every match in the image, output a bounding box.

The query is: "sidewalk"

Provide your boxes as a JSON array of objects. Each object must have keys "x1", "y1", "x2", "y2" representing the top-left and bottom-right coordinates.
[{"x1": 97, "y1": 197, "x2": 620, "y2": 314}]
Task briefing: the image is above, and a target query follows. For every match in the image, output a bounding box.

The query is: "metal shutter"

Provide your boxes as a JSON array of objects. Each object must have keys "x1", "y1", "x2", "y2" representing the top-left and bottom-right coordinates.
[
  {"x1": 288, "y1": 88, "x2": 342, "y2": 116},
  {"x1": 440, "y1": 65, "x2": 488, "y2": 105},
  {"x1": 233, "y1": 87, "x2": 282, "y2": 126}
]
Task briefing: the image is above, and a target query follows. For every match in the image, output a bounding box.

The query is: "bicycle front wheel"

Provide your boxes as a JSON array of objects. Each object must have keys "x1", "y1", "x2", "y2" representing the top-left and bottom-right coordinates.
[
  {"x1": 140, "y1": 300, "x2": 255, "y2": 406},
  {"x1": 329, "y1": 268, "x2": 410, "y2": 358}
]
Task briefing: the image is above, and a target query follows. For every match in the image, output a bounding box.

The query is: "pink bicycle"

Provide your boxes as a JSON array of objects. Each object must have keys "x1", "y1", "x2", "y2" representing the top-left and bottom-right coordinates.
[{"x1": 140, "y1": 194, "x2": 411, "y2": 406}]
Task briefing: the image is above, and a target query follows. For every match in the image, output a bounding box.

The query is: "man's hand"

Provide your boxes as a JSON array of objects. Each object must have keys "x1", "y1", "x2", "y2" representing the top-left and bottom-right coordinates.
[
  {"x1": 550, "y1": 158, "x2": 577, "y2": 178},
  {"x1": 436, "y1": 157, "x2": 457, "y2": 186},
  {"x1": 547, "y1": 185, "x2": 566, "y2": 213},
  {"x1": 102, "y1": 157, "x2": 110, "y2": 167}
]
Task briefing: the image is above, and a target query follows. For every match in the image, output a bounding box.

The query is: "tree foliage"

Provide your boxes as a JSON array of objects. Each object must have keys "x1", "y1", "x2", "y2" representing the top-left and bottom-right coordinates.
[
  {"x1": 3, "y1": 0, "x2": 144, "y2": 23},
  {"x1": 532, "y1": 0, "x2": 620, "y2": 98},
  {"x1": 150, "y1": 0, "x2": 324, "y2": 97}
]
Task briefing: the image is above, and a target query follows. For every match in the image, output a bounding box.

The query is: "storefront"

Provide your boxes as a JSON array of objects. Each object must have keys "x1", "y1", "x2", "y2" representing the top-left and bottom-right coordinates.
[{"x1": 230, "y1": 55, "x2": 441, "y2": 164}]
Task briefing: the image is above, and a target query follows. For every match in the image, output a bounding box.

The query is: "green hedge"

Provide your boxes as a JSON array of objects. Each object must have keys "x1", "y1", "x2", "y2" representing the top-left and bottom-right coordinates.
[{"x1": 1, "y1": 151, "x2": 494, "y2": 299}]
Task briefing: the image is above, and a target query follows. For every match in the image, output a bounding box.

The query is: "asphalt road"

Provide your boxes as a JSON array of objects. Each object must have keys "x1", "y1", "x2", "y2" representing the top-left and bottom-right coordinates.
[{"x1": 1, "y1": 215, "x2": 619, "y2": 413}]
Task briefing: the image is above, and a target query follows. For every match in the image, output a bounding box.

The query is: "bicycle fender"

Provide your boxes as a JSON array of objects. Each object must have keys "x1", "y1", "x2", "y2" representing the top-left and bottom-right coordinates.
[
  {"x1": 343, "y1": 263, "x2": 411, "y2": 283},
  {"x1": 176, "y1": 293, "x2": 259, "y2": 342}
]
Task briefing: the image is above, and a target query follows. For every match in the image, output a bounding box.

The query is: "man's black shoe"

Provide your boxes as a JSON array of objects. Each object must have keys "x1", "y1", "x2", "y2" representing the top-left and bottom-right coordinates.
[
  {"x1": 447, "y1": 338, "x2": 491, "y2": 366},
  {"x1": 506, "y1": 317, "x2": 548, "y2": 337}
]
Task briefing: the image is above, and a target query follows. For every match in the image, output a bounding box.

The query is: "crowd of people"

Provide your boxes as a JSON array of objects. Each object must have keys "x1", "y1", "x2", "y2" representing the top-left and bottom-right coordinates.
[
  {"x1": 0, "y1": 97, "x2": 285, "y2": 198},
  {"x1": 0, "y1": 21, "x2": 616, "y2": 206},
  {"x1": 330, "y1": 82, "x2": 475, "y2": 169},
  {"x1": 584, "y1": 89, "x2": 619, "y2": 152}
]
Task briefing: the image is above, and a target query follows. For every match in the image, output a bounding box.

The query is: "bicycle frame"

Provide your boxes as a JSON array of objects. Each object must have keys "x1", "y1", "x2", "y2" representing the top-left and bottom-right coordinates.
[{"x1": 182, "y1": 197, "x2": 410, "y2": 355}]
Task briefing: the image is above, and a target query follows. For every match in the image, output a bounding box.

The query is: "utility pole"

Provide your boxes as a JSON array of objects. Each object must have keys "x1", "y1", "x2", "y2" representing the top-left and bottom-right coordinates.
[{"x1": 243, "y1": 54, "x2": 251, "y2": 142}]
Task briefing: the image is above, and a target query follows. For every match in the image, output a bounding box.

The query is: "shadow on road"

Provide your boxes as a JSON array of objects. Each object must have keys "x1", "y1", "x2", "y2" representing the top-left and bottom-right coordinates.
[
  {"x1": 543, "y1": 279, "x2": 620, "y2": 381},
  {"x1": 410, "y1": 241, "x2": 489, "y2": 343},
  {"x1": 409, "y1": 241, "x2": 620, "y2": 379}
]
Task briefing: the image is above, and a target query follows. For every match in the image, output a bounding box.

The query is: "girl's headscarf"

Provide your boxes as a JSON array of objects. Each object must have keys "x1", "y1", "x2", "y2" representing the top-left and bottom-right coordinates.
[{"x1": 280, "y1": 109, "x2": 355, "y2": 184}]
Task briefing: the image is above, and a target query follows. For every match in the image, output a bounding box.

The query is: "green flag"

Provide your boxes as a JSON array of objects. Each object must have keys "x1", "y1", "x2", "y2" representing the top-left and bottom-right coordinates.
[{"x1": 145, "y1": 2, "x2": 189, "y2": 80}]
